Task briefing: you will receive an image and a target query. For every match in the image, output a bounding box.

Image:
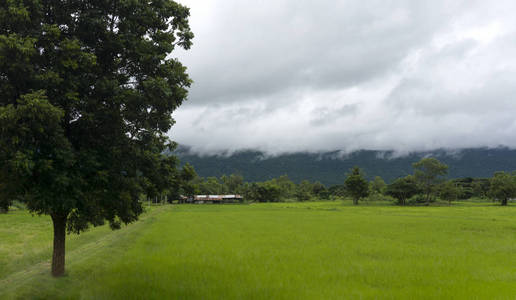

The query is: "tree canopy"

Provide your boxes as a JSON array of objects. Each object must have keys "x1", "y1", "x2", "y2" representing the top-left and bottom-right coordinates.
[
  {"x1": 439, "y1": 180, "x2": 460, "y2": 205},
  {"x1": 0, "y1": 0, "x2": 193, "y2": 276},
  {"x1": 344, "y1": 167, "x2": 369, "y2": 205},
  {"x1": 385, "y1": 175, "x2": 420, "y2": 206},
  {"x1": 489, "y1": 171, "x2": 516, "y2": 206},
  {"x1": 412, "y1": 158, "x2": 448, "y2": 205}
]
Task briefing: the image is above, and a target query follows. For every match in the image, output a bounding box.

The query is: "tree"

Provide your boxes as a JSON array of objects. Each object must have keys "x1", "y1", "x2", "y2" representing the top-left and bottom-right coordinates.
[
  {"x1": 273, "y1": 175, "x2": 296, "y2": 200},
  {"x1": 311, "y1": 181, "x2": 329, "y2": 199},
  {"x1": 489, "y1": 171, "x2": 516, "y2": 206},
  {"x1": 180, "y1": 163, "x2": 199, "y2": 200},
  {"x1": 370, "y1": 176, "x2": 386, "y2": 195},
  {"x1": 472, "y1": 178, "x2": 490, "y2": 199},
  {"x1": 328, "y1": 184, "x2": 347, "y2": 198},
  {"x1": 385, "y1": 175, "x2": 420, "y2": 206},
  {"x1": 168, "y1": 163, "x2": 198, "y2": 203},
  {"x1": 221, "y1": 173, "x2": 244, "y2": 194},
  {"x1": 254, "y1": 181, "x2": 281, "y2": 202},
  {"x1": 439, "y1": 180, "x2": 460, "y2": 205},
  {"x1": 0, "y1": 1, "x2": 193, "y2": 276},
  {"x1": 199, "y1": 177, "x2": 223, "y2": 195},
  {"x1": 412, "y1": 158, "x2": 448, "y2": 205},
  {"x1": 295, "y1": 180, "x2": 313, "y2": 202},
  {"x1": 344, "y1": 167, "x2": 369, "y2": 205}
]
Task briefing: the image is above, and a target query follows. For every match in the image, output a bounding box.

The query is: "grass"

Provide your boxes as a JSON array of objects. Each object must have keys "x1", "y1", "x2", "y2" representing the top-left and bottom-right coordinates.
[{"x1": 1, "y1": 201, "x2": 516, "y2": 299}]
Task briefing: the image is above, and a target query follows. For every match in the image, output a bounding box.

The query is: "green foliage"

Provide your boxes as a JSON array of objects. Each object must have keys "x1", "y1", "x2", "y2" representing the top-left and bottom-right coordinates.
[
  {"x1": 311, "y1": 181, "x2": 329, "y2": 199},
  {"x1": 168, "y1": 163, "x2": 198, "y2": 202},
  {"x1": 198, "y1": 177, "x2": 223, "y2": 195},
  {"x1": 295, "y1": 180, "x2": 313, "y2": 202},
  {"x1": 221, "y1": 173, "x2": 244, "y2": 194},
  {"x1": 439, "y1": 180, "x2": 460, "y2": 204},
  {"x1": 0, "y1": 0, "x2": 193, "y2": 276},
  {"x1": 385, "y1": 175, "x2": 420, "y2": 206},
  {"x1": 488, "y1": 171, "x2": 516, "y2": 206},
  {"x1": 180, "y1": 163, "x2": 199, "y2": 199},
  {"x1": 344, "y1": 167, "x2": 369, "y2": 205},
  {"x1": 370, "y1": 176, "x2": 387, "y2": 195},
  {"x1": 249, "y1": 181, "x2": 282, "y2": 202},
  {"x1": 413, "y1": 157, "x2": 448, "y2": 205},
  {"x1": 273, "y1": 175, "x2": 297, "y2": 199},
  {"x1": 471, "y1": 178, "x2": 490, "y2": 198},
  {"x1": 328, "y1": 184, "x2": 347, "y2": 198}
]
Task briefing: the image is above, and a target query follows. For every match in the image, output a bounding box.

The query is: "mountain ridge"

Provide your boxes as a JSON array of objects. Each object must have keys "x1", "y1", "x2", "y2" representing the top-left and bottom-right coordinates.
[{"x1": 174, "y1": 147, "x2": 516, "y2": 185}]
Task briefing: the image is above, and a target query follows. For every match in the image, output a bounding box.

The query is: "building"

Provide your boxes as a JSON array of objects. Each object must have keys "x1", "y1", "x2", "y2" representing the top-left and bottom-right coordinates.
[{"x1": 188, "y1": 194, "x2": 243, "y2": 204}]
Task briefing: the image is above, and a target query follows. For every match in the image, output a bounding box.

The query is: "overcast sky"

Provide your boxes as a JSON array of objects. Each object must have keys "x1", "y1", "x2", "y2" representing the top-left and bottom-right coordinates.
[{"x1": 170, "y1": 0, "x2": 516, "y2": 155}]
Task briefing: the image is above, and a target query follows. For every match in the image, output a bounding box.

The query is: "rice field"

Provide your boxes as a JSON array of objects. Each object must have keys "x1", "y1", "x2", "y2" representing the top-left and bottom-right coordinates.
[{"x1": 1, "y1": 201, "x2": 516, "y2": 299}]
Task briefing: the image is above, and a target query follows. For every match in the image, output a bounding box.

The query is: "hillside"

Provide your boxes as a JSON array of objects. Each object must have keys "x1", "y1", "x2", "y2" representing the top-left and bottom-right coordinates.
[{"x1": 175, "y1": 147, "x2": 516, "y2": 185}]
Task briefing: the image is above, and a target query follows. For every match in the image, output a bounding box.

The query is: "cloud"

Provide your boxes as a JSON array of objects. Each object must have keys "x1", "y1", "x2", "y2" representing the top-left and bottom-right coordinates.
[{"x1": 170, "y1": 0, "x2": 516, "y2": 155}]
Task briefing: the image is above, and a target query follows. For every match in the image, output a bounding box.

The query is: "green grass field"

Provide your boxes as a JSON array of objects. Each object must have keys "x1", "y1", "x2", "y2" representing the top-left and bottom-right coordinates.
[{"x1": 1, "y1": 201, "x2": 516, "y2": 299}]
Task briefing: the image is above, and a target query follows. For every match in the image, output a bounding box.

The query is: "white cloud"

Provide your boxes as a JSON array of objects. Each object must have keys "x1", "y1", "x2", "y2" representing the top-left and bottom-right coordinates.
[{"x1": 171, "y1": 0, "x2": 516, "y2": 155}]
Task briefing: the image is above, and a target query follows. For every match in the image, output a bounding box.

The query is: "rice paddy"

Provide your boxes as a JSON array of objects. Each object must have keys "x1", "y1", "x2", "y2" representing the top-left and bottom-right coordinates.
[{"x1": 1, "y1": 201, "x2": 516, "y2": 299}]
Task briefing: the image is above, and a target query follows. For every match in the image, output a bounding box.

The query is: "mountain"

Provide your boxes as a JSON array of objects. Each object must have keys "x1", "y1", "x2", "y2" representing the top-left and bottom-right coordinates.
[{"x1": 174, "y1": 147, "x2": 516, "y2": 186}]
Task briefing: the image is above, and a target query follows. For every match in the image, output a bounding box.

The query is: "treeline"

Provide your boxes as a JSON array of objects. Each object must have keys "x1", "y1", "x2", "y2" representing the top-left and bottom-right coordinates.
[
  {"x1": 3, "y1": 157, "x2": 515, "y2": 213},
  {"x1": 166, "y1": 157, "x2": 516, "y2": 206},
  {"x1": 169, "y1": 168, "x2": 331, "y2": 203}
]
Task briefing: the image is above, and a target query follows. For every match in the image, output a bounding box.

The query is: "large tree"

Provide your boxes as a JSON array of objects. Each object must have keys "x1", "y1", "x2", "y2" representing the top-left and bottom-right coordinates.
[
  {"x1": 344, "y1": 166, "x2": 369, "y2": 205},
  {"x1": 489, "y1": 171, "x2": 516, "y2": 206},
  {"x1": 439, "y1": 180, "x2": 460, "y2": 205},
  {"x1": 385, "y1": 175, "x2": 420, "y2": 206},
  {"x1": 412, "y1": 157, "x2": 448, "y2": 205},
  {"x1": 0, "y1": 1, "x2": 193, "y2": 276}
]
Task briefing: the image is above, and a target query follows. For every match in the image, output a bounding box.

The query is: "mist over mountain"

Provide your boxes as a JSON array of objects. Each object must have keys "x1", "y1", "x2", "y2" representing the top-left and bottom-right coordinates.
[{"x1": 175, "y1": 147, "x2": 516, "y2": 186}]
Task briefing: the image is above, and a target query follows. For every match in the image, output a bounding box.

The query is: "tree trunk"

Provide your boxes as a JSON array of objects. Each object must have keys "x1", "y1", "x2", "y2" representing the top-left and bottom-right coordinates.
[
  {"x1": 501, "y1": 198, "x2": 508, "y2": 206},
  {"x1": 353, "y1": 198, "x2": 358, "y2": 205},
  {"x1": 51, "y1": 214, "x2": 67, "y2": 277}
]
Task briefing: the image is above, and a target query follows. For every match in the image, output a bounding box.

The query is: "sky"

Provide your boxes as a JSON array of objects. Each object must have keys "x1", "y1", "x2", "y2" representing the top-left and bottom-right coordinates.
[{"x1": 170, "y1": 0, "x2": 516, "y2": 155}]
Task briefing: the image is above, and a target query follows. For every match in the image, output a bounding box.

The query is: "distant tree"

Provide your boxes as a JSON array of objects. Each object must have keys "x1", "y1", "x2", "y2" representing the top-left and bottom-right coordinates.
[
  {"x1": 0, "y1": 1, "x2": 193, "y2": 276},
  {"x1": 221, "y1": 174, "x2": 244, "y2": 194},
  {"x1": 273, "y1": 175, "x2": 297, "y2": 200},
  {"x1": 344, "y1": 167, "x2": 369, "y2": 205},
  {"x1": 370, "y1": 176, "x2": 387, "y2": 195},
  {"x1": 472, "y1": 179, "x2": 490, "y2": 198},
  {"x1": 452, "y1": 178, "x2": 473, "y2": 200},
  {"x1": 312, "y1": 181, "x2": 329, "y2": 199},
  {"x1": 439, "y1": 180, "x2": 460, "y2": 205},
  {"x1": 488, "y1": 171, "x2": 516, "y2": 206},
  {"x1": 199, "y1": 177, "x2": 223, "y2": 195},
  {"x1": 412, "y1": 158, "x2": 448, "y2": 205},
  {"x1": 328, "y1": 184, "x2": 347, "y2": 198},
  {"x1": 296, "y1": 180, "x2": 313, "y2": 202},
  {"x1": 174, "y1": 163, "x2": 198, "y2": 203},
  {"x1": 385, "y1": 175, "x2": 420, "y2": 206},
  {"x1": 256, "y1": 181, "x2": 281, "y2": 202},
  {"x1": 242, "y1": 182, "x2": 258, "y2": 202}
]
